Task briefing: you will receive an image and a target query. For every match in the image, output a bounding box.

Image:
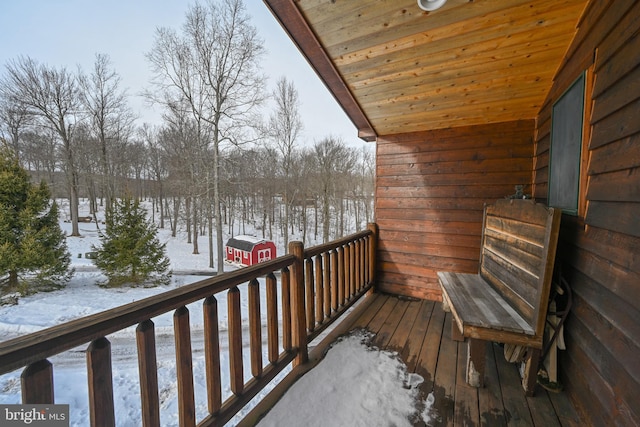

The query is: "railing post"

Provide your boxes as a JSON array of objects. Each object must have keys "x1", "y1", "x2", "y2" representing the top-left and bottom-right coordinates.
[
  {"x1": 266, "y1": 273, "x2": 279, "y2": 363},
  {"x1": 315, "y1": 255, "x2": 324, "y2": 325},
  {"x1": 367, "y1": 223, "x2": 378, "y2": 288},
  {"x1": 281, "y1": 267, "x2": 292, "y2": 352},
  {"x1": 87, "y1": 337, "x2": 115, "y2": 427},
  {"x1": 203, "y1": 296, "x2": 222, "y2": 414},
  {"x1": 228, "y1": 287, "x2": 244, "y2": 395},
  {"x1": 248, "y1": 279, "x2": 263, "y2": 378},
  {"x1": 174, "y1": 306, "x2": 195, "y2": 427},
  {"x1": 289, "y1": 241, "x2": 308, "y2": 366},
  {"x1": 330, "y1": 249, "x2": 338, "y2": 313},
  {"x1": 305, "y1": 258, "x2": 315, "y2": 333},
  {"x1": 21, "y1": 359, "x2": 54, "y2": 404},
  {"x1": 136, "y1": 320, "x2": 160, "y2": 427}
]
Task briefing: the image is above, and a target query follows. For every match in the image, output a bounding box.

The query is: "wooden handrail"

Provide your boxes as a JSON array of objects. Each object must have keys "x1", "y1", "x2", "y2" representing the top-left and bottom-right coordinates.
[
  {"x1": 0, "y1": 224, "x2": 378, "y2": 427},
  {"x1": 303, "y1": 229, "x2": 371, "y2": 258},
  {"x1": 0, "y1": 255, "x2": 295, "y2": 374}
]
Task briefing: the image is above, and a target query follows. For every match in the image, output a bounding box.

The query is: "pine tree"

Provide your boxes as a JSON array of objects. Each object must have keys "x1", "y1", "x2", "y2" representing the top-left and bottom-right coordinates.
[
  {"x1": 0, "y1": 147, "x2": 72, "y2": 293},
  {"x1": 93, "y1": 196, "x2": 171, "y2": 287}
]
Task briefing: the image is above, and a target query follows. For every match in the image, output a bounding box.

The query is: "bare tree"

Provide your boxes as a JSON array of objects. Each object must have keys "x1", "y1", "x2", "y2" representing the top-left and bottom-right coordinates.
[
  {"x1": 71, "y1": 123, "x2": 101, "y2": 215},
  {"x1": 357, "y1": 145, "x2": 375, "y2": 227},
  {"x1": 21, "y1": 129, "x2": 59, "y2": 190},
  {"x1": 314, "y1": 137, "x2": 355, "y2": 242},
  {"x1": 140, "y1": 124, "x2": 169, "y2": 228},
  {"x1": 0, "y1": 95, "x2": 31, "y2": 160},
  {"x1": 1, "y1": 56, "x2": 83, "y2": 235},
  {"x1": 78, "y1": 53, "x2": 135, "y2": 209},
  {"x1": 268, "y1": 76, "x2": 303, "y2": 248},
  {"x1": 147, "y1": 0, "x2": 266, "y2": 273}
]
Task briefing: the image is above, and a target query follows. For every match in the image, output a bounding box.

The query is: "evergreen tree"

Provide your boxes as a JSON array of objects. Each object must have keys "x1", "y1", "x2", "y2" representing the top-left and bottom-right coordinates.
[
  {"x1": 93, "y1": 196, "x2": 171, "y2": 287},
  {"x1": 0, "y1": 147, "x2": 72, "y2": 293}
]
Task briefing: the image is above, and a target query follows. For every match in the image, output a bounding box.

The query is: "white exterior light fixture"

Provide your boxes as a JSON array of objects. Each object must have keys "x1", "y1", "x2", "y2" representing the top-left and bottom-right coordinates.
[{"x1": 417, "y1": 0, "x2": 448, "y2": 11}]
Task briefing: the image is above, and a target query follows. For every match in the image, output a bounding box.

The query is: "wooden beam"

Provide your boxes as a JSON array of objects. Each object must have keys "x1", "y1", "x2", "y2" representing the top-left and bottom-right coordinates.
[{"x1": 263, "y1": 0, "x2": 377, "y2": 141}]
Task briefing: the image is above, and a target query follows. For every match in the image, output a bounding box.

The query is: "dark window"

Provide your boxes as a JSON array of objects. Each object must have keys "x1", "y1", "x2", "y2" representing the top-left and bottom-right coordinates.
[{"x1": 549, "y1": 73, "x2": 586, "y2": 215}]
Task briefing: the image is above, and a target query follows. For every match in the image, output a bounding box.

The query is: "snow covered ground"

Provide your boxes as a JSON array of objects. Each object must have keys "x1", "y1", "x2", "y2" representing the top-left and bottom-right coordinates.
[{"x1": 0, "y1": 201, "x2": 433, "y2": 426}]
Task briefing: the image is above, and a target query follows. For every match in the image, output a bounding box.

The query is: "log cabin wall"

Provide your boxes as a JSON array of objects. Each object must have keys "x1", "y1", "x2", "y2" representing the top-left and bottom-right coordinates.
[
  {"x1": 533, "y1": 1, "x2": 640, "y2": 425},
  {"x1": 375, "y1": 119, "x2": 535, "y2": 300}
]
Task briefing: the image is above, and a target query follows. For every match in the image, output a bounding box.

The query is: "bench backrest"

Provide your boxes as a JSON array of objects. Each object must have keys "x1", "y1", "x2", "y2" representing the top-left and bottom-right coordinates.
[{"x1": 479, "y1": 199, "x2": 561, "y2": 335}]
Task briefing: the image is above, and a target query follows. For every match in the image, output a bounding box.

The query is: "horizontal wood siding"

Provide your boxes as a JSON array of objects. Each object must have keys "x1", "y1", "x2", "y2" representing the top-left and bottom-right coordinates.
[
  {"x1": 533, "y1": 1, "x2": 640, "y2": 425},
  {"x1": 376, "y1": 120, "x2": 535, "y2": 300}
]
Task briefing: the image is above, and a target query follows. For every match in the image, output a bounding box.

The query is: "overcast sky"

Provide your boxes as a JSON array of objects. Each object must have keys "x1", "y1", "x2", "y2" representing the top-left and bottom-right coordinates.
[{"x1": 0, "y1": 0, "x2": 369, "y2": 148}]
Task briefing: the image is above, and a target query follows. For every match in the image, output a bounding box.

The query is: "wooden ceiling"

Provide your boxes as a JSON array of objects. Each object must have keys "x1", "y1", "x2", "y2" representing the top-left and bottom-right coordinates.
[{"x1": 263, "y1": 0, "x2": 588, "y2": 141}]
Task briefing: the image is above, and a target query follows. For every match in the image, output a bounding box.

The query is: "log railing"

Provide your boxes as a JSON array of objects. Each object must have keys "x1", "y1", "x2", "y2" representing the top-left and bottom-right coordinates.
[{"x1": 0, "y1": 223, "x2": 377, "y2": 427}]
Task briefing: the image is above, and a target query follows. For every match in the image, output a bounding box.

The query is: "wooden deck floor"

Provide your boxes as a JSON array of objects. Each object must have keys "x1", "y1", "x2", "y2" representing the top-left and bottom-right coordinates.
[{"x1": 329, "y1": 293, "x2": 583, "y2": 427}]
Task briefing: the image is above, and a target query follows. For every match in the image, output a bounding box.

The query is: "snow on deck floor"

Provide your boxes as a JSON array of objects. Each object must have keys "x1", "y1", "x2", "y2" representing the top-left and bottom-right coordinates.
[{"x1": 257, "y1": 330, "x2": 434, "y2": 427}]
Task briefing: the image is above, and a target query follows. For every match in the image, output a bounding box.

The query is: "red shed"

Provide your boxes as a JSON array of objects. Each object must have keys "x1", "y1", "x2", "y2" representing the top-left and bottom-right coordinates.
[{"x1": 225, "y1": 235, "x2": 276, "y2": 267}]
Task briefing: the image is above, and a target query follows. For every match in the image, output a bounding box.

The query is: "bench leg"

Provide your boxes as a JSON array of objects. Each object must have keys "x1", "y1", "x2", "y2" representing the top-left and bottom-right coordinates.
[
  {"x1": 522, "y1": 348, "x2": 541, "y2": 396},
  {"x1": 466, "y1": 339, "x2": 486, "y2": 388},
  {"x1": 451, "y1": 319, "x2": 464, "y2": 342},
  {"x1": 441, "y1": 297, "x2": 451, "y2": 312}
]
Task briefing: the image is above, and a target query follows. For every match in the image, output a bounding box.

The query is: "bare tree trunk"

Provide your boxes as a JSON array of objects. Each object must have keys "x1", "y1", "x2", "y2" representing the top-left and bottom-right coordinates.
[
  {"x1": 339, "y1": 196, "x2": 345, "y2": 237},
  {"x1": 302, "y1": 204, "x2": 307, "y2": 245},
  {"x1": 322, "y1": 193, "x2": 330, "y2": 243},
  {"x1": 214, "y1": 143, "x2": 224, "y2": 275},
  {"x1": 314, "y1": 200, "x2": 318, "y2": 240},
  {"x1": 185, "y1": 196, "x2": 192, "y2": 243},
  {"x1": 192, "y1": 199, "x2": 199, "y2": 254},
  {"x1": 170, "y1": 198, "x2": 179, "y2": 237},
  {"x1": 69, "y1": 167, "x2": 80, "y2": 236},
  {"x1": 208, "y1": 202, "x2": 214, "y2": 269}
]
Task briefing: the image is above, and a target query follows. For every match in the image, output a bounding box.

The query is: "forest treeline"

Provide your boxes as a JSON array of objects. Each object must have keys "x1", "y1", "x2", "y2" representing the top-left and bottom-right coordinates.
[{"x1": 0, "y1": 0, "x2": 374, "y2": 273}]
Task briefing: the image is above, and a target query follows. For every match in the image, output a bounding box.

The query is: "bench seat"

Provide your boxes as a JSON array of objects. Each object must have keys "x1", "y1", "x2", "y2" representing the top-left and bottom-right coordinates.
[{"x1": 438, "y1": 271, "x2": 538, "y2": 347}]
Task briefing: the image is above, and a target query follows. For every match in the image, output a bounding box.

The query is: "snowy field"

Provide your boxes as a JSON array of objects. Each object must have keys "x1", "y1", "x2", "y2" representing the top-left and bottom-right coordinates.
[{"x1": 0, "y1": 201, "x2": 434, "y2": 426}]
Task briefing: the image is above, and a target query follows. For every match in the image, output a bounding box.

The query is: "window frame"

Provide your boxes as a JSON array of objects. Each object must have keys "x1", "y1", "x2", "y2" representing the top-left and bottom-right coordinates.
[{"x1": 548, "y1": 71, "x2": 589, "y2": 216}]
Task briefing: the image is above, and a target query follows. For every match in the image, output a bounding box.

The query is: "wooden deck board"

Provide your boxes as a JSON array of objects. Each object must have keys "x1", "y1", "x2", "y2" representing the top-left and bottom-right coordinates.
[
  {"x1": 343, "y1": 293, "x2": 582, "y2": 427},
  {"x1": 433, "y1": 314, "x2": 458, "y2": 426},
  {"x1": 242, "y1": 292, "x2": 583, "y2": 426},
  {"x1": 479, "y1": 343, "x2": 508, "y2": 426},
  {"x1": 402, "y1": 300, "x2": 435, "y2": 372},
  {"x1": 455, "y1": 342, "x2": 480, "y2": 426}
]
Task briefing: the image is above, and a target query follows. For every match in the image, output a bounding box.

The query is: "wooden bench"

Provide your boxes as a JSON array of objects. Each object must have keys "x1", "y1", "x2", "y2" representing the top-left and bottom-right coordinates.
[{"x1": 438, "y1": 199, "x2": 561, "y2": 396}]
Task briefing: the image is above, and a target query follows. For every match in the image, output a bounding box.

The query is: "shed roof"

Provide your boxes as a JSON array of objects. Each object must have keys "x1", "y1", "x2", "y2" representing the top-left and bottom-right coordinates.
[{"x1": 226, "y1": 235, "x2": 268, "y2": 252}]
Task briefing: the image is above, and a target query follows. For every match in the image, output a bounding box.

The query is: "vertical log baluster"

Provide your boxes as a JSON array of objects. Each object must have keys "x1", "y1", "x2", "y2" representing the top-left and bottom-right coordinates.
[
  {"x1": 87, "y1": 337, "x2": 115, "y2": 427},
  {"x1": 342, "y1": 243, "x2": 351, "y2": 304},
  {"x1": 330, "y1": 249, "x2": 338, "y2": 312},
  {"x1": 362, "y1": 236, "x2": 368, "y2": 286},
  {"x1": 337, "y1": 246, "x2": 345, "y2": 307},
  {"x1": 323, "y1": 251, "x2": 332, "y2": 318},
  {"x1": 356, "y1": 239, "x2": 364, "y2": 292},
  {"x1": 305, "y1": 258, "x2": 314, "y2": 332},
  {"x1": 174, "y1": 306, "x2": 195, "y2": 427},
  {"x1": 248, "y1": 279, "x2": 263, "y2": 378},
  {"x1": 203, "y1": 296, "x2": 222, "y2": 414},
  {"x1": 228, "y1": 287, "x2": 244, "y2": 395},
  {"x1": 136, "y1": 320, "x2": 160, "y2": 427},
  {"x1": 353, "y1": 241, "x2": 358, "y2": 295},
  {"x1": 361, "y1": 237, "x2": 366, "y2": 288},
  {"x1": 266, "y1": 273, "x2": 279, "y2": 363},
  {"x1": 368, "y1": 223, "x2": 378, "y2": 287},
  {"x1": 315, "y1": 255, "x2": 324, "y2": 325},
  {"x1": 281, "y1": 267, "x2": 292, "y2": 352},
  {"x1": 21, "y1": 359, "x2": 53, "y2": 404},
  {"x1": 344, "y1": 243, "x2": 351, "y2": 300},
  {"x1": 350, "y1": 241, "x2": 356, "y2": 297},
  {"x1": 289, "y1": 241, "x2": 308, "y2": 367}
]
